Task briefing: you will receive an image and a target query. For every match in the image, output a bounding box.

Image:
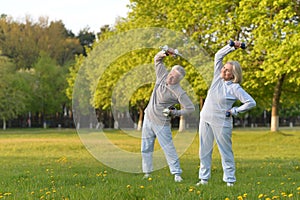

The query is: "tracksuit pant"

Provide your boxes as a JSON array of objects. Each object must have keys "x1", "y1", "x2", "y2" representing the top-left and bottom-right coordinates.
[
  {"x1": 198, "y1": 120, "x2": 236, "y2": 183},
  {"x1": 141, "y1": 115, "x2": 182, "y2": 175}
]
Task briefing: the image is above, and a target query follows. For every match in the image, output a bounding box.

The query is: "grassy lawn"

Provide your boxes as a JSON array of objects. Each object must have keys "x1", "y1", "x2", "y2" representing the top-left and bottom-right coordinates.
[{"x1": 0, "y1": 128, "x2": 299, "y2": 200}]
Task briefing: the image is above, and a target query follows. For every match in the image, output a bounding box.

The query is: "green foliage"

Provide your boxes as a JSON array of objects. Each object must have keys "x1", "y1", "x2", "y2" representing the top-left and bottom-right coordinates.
[
  {"x1": 0, "y1": 16, "x2": 83, "y2": 68},
  {"x1": 30, "y1": 52, "x2": 68, "y2": 115},
  {"x1": 0, "y1": 55, "x2": 28, "y2": 122}
]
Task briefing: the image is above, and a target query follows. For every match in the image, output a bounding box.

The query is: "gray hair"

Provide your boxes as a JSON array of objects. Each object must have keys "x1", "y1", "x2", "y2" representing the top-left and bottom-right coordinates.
[
  {"x1": 227, "y1": 61, "x2": 243, "y2": 84},
  {"x1": 171, "y1": 65, "x2": 185, "y2": 80}
]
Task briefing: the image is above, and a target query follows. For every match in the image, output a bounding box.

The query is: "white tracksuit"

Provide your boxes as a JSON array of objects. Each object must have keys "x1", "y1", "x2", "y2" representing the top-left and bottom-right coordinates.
[
  {"x1": 199, "y1": 44, "x2": 256, "y2": 183},
  {"x1": 141, "y1": 51, "x2": 195, "y2": 175}
]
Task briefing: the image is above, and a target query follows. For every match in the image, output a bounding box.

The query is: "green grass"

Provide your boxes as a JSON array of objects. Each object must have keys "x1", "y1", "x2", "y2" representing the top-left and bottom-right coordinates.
[{"x1": 0, "y1": 128, "x2": 299, "y2": 200}]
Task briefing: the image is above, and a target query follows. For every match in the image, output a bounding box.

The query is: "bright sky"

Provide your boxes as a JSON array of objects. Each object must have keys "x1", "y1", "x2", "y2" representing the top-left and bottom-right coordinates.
[{"x1": 0, "y1": 0, "x2": 130, "y2": 34}]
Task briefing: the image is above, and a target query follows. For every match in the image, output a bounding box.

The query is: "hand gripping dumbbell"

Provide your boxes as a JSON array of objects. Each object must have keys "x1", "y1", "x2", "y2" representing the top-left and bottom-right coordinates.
[
  {"x1": 229, "y1": 40, "x2": 246, "y2": 49},
  {"x1": 159, "y1": 45, "x2": 182, "y2": 58}
]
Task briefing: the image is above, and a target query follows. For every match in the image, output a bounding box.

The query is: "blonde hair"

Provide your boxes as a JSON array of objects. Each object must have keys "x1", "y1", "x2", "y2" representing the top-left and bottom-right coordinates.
[{"x1": 227, "y1": 61, "x2": 242, "y2": 84}]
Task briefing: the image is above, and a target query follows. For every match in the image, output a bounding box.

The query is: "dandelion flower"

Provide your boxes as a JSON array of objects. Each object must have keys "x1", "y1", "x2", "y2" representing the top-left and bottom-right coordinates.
[
  {"x1": 196, "y1": 191, "x2": 201, "y2": 195},
  {"x1": 140, "y1": 185, "x2": 144, "y2": 189},
  {"x1": 243, "y1": 193, "x2": 247, "y2": 198},
  {"x1": 258, "y1": 194, "x2": 264, "y2": 198},
  {"x1": 224, "y1": 198, "x2": 230, "y2": 200},
  {"x1": 188, "y1": 188, "x2": 193, "y2": 192},
  {"x1": 281, "y1": 192, "x2": 287, "y2": 197},
  {"x1": 148, "y1": 177, "x2": 152, "y2": 181},
  {"x1": 288, "y1": 194, "x2": 293, "y2": 198},
  {"x1": 237, "y1": 195, "x2": 243, "y2": 200}
]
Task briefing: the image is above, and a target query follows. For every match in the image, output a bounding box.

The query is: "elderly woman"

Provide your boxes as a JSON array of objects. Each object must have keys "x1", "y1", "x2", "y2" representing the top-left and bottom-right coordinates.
[
  {"x1": 141, "y1": 47, "x2": 195, "y2": 182},
  {"x1": 197, "y1": 40, "x2": 256, "y2": 187}
]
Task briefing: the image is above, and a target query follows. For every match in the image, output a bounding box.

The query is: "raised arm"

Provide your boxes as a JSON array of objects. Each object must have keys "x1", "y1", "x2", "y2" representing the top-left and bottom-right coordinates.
[{"x1": 214, "y1": 40, "x2": 244, "y2": 74}]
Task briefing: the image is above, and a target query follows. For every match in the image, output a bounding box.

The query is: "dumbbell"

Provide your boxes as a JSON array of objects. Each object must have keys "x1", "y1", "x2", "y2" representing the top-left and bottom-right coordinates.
[
  {"x1": 159, "y1": 45, "x2": 182, "y2": 58},
  {"x1": 229, "y1": 40, "x2": 246, "y2": 49}
]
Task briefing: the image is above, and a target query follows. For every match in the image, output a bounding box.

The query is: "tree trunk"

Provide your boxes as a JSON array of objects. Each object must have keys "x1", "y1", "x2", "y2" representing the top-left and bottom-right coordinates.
[
  {"x1": 137, "y1": 107, "x2": 144, "y2": 131},
  {"x1": 178, "y1": 115, "x2": 185, "y2": 132},
  {"x1": 270, "y1": 74, "x2": 285, "y2": 132},
  {"x1": 199, "y1": 96, "x2": 204, "y2": 111},
  {"x1": 2, "y1": 117, "x2": 6, "y2": 130}
]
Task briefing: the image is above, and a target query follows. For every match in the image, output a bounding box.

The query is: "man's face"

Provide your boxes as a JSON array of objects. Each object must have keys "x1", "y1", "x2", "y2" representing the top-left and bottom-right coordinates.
[{"x1": 166, "y1": 69, "x2": 181, "y2": 85}]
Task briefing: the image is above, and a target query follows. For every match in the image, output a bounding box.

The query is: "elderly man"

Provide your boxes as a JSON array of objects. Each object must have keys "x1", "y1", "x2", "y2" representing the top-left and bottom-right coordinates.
[{"x1": 141, "y1": 47, "x2": 195, "y2": 182}]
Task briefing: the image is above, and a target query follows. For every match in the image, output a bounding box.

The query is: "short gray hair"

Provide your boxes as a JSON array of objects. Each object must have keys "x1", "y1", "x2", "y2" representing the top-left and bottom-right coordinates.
[
  {"x1": 227, "y1": 61, "x2": 243, "y2": 84},
  {"x1": 171, "y1": 65, "x2": 185, "y2": 80}
]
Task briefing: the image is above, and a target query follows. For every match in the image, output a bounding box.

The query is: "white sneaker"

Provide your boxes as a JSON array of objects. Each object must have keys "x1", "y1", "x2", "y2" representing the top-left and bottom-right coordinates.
[
  {"x1": 227, "y1": 182, "x2": 234, "y2": 187},
  {"x1": 196, "y1": 179, "x2": 208, "y2": 186},
  {"x1": 174, "y1": 175, "x2": 183, "y2": 182},
  {"x1": 143, "y1": 173, "x2": 150, "y2": 179}
]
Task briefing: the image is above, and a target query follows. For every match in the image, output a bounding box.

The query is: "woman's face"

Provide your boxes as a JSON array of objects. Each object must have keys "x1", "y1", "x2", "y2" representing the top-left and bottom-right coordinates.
[{"x1": 221, "y1": 63, "x2": 233, "y2": 81}]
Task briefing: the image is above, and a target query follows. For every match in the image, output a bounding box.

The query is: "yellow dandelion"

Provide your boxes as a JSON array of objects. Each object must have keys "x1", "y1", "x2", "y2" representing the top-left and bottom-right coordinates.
[
  {"x1": 271, "y1": 190, "x2": 275, "y2": 193},
  {"x1": 281, "y1": 192, "x2": 287, "y2": 197},
  {"x1": 237, "y1": 195, "x2": 243, "y2": 200},
  {"x1": 148, "y1": 177, "x2": 152, "y2": 181},
  {"x1": 297, "y1": 187, "x2": 300, "y2": 190},
  {"x1": 104, "y1": 170, "x2": 107, "y2": 174},
  {"x1": 82, "y1": 186, "x2": 85, "y2": 189},
  {"x1": 257, "y1": 182, "x2": 261, "y2": 185},
  {"x1": 188, "y1": 188, "x2": 193, "y2": 192},
  {"x1": 140, "y1": 185, "x2": 145, "y2": 189},
  {"x1": 3, "y1": 193, "x2": 12, "y2": 196},
  {"x1": 31, "y1": 191, "x2": 35, "y2": 195},
  {"x1": 224, "y1": 198, "x2": 230, "y2": 200},
  {"x1": 288, "y1": 194, "x2": 293, "y2": 198},
  {"x1": 272, "y1": 195, "x2": 280, "y2": 199},
  {"x1": 258, "y1": 194, "x2": 264, "y2": 198},
  {"x1": 280, "y1": 182, "x2": 284, "y2": 185},
  {"x1": 103, "y1": 174, "x2": 107, "y2": 177},
  {"x1": 0, "y1": 195, "x2": 3, "y2": 199},
  {"x1": 196, "y1": 191, "x2": 201, "y2": 195},
  {"x1": 52, "y1": 189, "x2": 56, "y2": 193},
  {"x1": 126, "y1": 185, "x2": 131, "y2": 189},
  {"x1": 243, "y1": 193, "x2": 247, "y2": 198},
  {"x1": 96, "y1": 173, "x2": 102, "y2": 177},
  {"x1": 265, "y1": 198, "x2": 271, "y2": 200},
  {"x1": 46, "y1": 191, "x2": 51, "y2": 195}
]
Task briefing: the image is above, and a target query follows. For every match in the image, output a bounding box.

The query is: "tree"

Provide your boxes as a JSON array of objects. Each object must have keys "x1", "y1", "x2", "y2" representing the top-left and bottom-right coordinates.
[
  {"x1": 76, "y1": 27, "x2": 96, "y2": 56},
  {"x1": 0, "y1": 54, "x2": 28, "y2": 129},
  {"x1": 234, "y1": 0, "x2": 300, "y2": 131},
  {"x1": 0, "y1": 15, "x2": 83, "y2": 69},
  {"x1": 30, "y1": 52, "x2": 68, "y2": 127}
]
